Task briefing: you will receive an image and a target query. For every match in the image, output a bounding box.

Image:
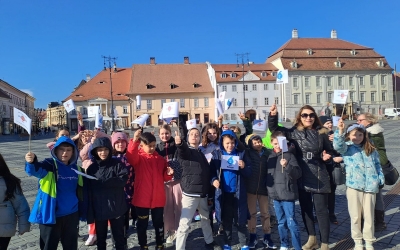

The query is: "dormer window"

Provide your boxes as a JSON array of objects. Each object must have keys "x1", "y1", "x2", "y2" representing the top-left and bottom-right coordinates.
[
  {"x1": 376, "y1": 59, "x2": 384, "y2": 68},
  {"x1": 307, "y1": 49, "x2": 313, "y2": 55},
  {"x1": 231, "y1": 73, "x2": 237, "y2": 78},
  {"x1": 290, "y1": 60, "x2": 298, "y2": 69},
  {"x1": 261, "y1": 72, "x2": 267, "y2": 77},
  {"x1": 334, "y1": 58, "x2": 341, "y2": 68},
  {"x1": 272, "y1": 72, "x2": 277, "y2": 77},
  {"x1": 146, "y1": 83, "x2": 152, "y2": 89},
  {"x1": 221, "y1": 73, "x2": 227, "y2": 78},
  {"x1": 170, "y1": 83, "x2": 177, "y2": 89},
  {"x1": 193, "y1": 82, "x2": 200, "y2": 88},
  {"x1": 350, "y1": 49, "x2": 357, "y2": 56}
]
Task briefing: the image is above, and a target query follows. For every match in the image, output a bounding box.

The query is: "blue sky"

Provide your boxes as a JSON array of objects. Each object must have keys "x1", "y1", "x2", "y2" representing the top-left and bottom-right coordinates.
[{"x1": 1, "y1": 0, "x2": 399, "y2": 109}]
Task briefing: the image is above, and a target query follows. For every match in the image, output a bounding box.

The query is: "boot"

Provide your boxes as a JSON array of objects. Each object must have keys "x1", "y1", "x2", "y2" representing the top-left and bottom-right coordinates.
[
  {"x1": 302, "y1": 235, "x2": 319, "y2": 250},
  {"x1": 374, "y1": 210, "x2": 387, "y2": 231},
  {"x1": 354, "y1": 240, "x2": 364, "y2": 250},
  {"x1": 320, "y1": 243, "x2": 330, "y2": 250}
]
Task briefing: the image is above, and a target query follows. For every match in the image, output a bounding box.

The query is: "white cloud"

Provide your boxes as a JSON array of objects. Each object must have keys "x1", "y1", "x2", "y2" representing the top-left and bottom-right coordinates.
[{"x1": 21, "y1": 89, "x2": 34, "y2": 97}]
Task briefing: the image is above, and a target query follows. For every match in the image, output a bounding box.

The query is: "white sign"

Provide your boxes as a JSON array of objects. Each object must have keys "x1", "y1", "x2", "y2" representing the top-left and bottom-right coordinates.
[
  {"x1": 332, "y1": 90, "x2": 349, "y2": 104},
  {"x1": 162, "y1": 102, "x2": 179, "y2": 119},
  {"x1": 63, "y1": 99, "x2": 75, "y2": 113},
  {"x1": 13, "y1": 107, "x2": 31, "y2": 134},
  {"x1": 136, "y1": 95, "x2": 141, "y2": 109},
  {"x1": 95, "y1": 112, "x2": 103, "y2": 129},
  {"x1": 221, "y1": 155, "x2": 239, "y2": 171},
  {"x1": 88, "y1": 106, "x2": 100, "y2": 118},
  {"x1": 224, "y1": 98, "x2": 234, "y2": 111},
  {"x1": 186, "y1": 119, "x2": 197, "y2": 130},
  {"x1": 132, "y1": 114, "x2": 149, "y2": 127},
  {"x1": 252, "y1": 120, "x2": 267, "y2": 131},
  {"x1": 205, "y1": 153, "x2": 213, "y2": 163},
  {"x1": 277, "y1": 136, "x2": 288, "y2": 153},
  {"x1": 71, "y1": 168, "x2": 98, "y2": 180},
  {"x1": 218, "y1": 91, "x2": 226, "y2": 102},
  {"x1": 276, "y1": 69, "x2": 289, "y2": 84},
  {"x1": 332, "y1": 116, "x2": 341, "y2": 127}
]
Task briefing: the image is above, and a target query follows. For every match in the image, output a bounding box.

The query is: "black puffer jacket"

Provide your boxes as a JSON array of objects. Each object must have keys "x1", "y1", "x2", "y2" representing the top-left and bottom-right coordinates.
[
  {"x1": 245, "y1": 146, "x2": 271, "y2": 196},
  {"x1": 86, "y1": 137, "x2": 128, "y2": 222},
  {"x1": 268, "y1": 114, "x2": 333, "y2": 193}
]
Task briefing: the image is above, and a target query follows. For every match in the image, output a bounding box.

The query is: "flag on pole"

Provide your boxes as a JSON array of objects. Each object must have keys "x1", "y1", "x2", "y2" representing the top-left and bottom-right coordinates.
[
  {"x1": 132, "y1": 114, "x2": 149, "y2": 127},
  {"x1": 218, "y1": 91, "x2": 226, "y2": 102},
  {"x1": 95, "y1": 112, "x2": 103, "y2": 129},
  {"x1": 216, "y1": 100, "x2": 224, "y2": 115},
  {"x1": 63, "y1": 99, "x2": 75, "y2": 113},
  {"x1": 13, "y1": 107, "x2": 31, "y2": 134},
  {"x1": 158, "y1": 110, "x2": 173, "y2": 124},
  {"x1": 224, "y1": 98, "x2": 234, "y2": 111},
  {"x1": 252, "y1": 119, "x2": 267, "y2": 131},
  {"x1": 276, "y1": 70, "x2": 289, "y2": 84},
  {"x1": 136, "y1": 95, "x2": 141, "y2": 109}
]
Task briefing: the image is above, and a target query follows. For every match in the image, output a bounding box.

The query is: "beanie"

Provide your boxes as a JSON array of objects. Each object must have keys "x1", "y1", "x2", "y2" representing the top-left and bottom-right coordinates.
[
  {"x1": 319, "y1": 116, "x2": 332, "y2": 125},
  {"x1": 111, "y1": 132, "x2": 128, "y2": 146},
  {"x1": 245, "y1": 134, "x2": 262, "y2": 146}
]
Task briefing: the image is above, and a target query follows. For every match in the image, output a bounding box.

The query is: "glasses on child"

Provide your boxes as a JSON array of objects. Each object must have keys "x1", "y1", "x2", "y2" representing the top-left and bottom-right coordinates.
[{"x1": 300, "y1": 113, "x2": 316, "y2": 119}]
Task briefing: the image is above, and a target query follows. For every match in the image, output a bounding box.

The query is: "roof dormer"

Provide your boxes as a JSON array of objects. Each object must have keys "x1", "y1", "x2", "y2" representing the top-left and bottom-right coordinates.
[
  {"x1": 146, "y1": 83, "x2": 153, "y2": 89},
  {"x1": 221, "y1": 73, "x2": 227, "y2": 78},
  {"x1": 376, "y1": 58, "x2": 384, "y2": 68},
  {"x1": 350, "y1": 49, "x2": 357, "y2": 56},
  {"x1": 170, "y1": 83, "x2": 177, "y2": 89},
  {"x1": 192, "y1": 82, "x2": 200, "y2": 88},
  {"x1": 261, "y1": 71, "x2": 267, "y2": 77},
  {"x1": 334, "y1": 58, "x2": 341, "y2": 68},
  {"x1": 231, "y1": 73, "x2": 237, "y2": 78},
  {"x1": 307, "y1": 48, "x2": 313, "y2": 55},
  {"x1": 290, "y1": 59, "x2": 298, "y2": 69}
]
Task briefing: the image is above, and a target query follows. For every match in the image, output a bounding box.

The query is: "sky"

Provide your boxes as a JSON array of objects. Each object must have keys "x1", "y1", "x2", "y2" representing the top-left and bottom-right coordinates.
[{"x1": 1, "y1": 0, "x2": 399, "y2": 109}]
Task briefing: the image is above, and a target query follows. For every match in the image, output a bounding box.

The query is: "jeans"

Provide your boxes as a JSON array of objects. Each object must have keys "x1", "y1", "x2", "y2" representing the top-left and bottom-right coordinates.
[
  {"x1": 298, "y1": 189, "x2": 330, "y2": 244},
  {"x1": 273, "y1": 200, "x2": 302, "y2": 250},
  {"x1": 135, "y1": 207, "x2": 164, "y2": 247}
]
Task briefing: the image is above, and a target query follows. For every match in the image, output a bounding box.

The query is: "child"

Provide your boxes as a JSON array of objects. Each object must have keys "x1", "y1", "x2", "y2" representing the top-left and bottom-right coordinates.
[
  {"x1": 210, "y1": 130, "x2": 251, "y2": 250},
  {"x1": 244, "y1": 134, "x2": 276, "y2": 249},
  {"x1": 46, "y1": 126, "x2": 71, "y2": 150},
  {"x1": 25, "y1": 136, "x2": 83, "y2": 250},
  {"x1": 266, "y1": 131, "x2": 302, "y2": 250},
  {"x1": 174, "y1": 128, "x2": 219, "y2": 250},
  {"x1": 334, "y1": 121, "x2": 384, "y2": 250},
  {"x1": 125, "y1": 130, "x2": 174, "y2": 250},
  {"x1": 86, "y1": 137, "x2": 128, "y2": 250}
]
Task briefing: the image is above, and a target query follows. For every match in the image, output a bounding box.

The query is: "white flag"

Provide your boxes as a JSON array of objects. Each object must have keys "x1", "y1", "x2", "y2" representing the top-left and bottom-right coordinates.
[
  {"x1": 63, "y1": 99, "x2": 75, "y2": 113},
  {"x1": 252, "y1": 119, "x2": 267, "y2": 131},
  {"x1": 88, "y1": 106, "x2": 100, "y2": 118},
  {"x1": 132, "y1": 114, "x2": 149, "y2": 127},
  {"x1": 186, "y1": 119, "x2": 197, "y2": 130},
  {"x1": 13, "y1": 107, "x2": 31, "y2": 134},
  {"x1": 332, "y1": 90, "x2": 349, "y2": 104},
  {"x1": 136, "y1": 95, "x2": 141, "y2": 109},
  {"x1": 277, "y1": 136, "x2": 288, "y2": 153},
  {"x1": 162, "y1": 102, "x2": 179, "y2": 119},
  {"x1": 216, "y1": 100, "x2": 224, "y2": 115},
  {"x1": 224, "y1": 98, "x2": 234, "y2": 111},
  {"x1": 95, "y1": 112, "x2": 103, "y2": 129},
  {"x1": 276, "y1": 70, "x2": 289, "y2": 84},
  {"x1": 218, "y1": 91, "x2": 226, "y2": 102}
]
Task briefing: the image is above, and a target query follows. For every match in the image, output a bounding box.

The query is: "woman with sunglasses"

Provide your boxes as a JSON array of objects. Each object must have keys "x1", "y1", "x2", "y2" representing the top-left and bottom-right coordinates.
[{"x1": 268, "y1": 104, "x2": 333, "y2": 250}]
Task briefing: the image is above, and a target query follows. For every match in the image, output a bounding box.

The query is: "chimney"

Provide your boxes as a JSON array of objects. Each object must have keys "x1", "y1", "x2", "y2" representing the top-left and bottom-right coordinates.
[
  {"x1": 86, "y1": 74, "x2": 91, "y2": 82},
  {"x1": 150, "y1": 57, "x2": 156, "y2": 65},
  {"x1": 292, "y1": 29, "x2": 298, "y2": 39},
  {"x1": 184, "y1": 56, "x2": 190, "y2": 65},
  {"x1": 331, "y1": 29, "x2": 337, "y2": 39}
]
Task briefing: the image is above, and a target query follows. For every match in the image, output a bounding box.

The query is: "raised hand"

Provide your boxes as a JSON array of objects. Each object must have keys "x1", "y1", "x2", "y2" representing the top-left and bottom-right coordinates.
[
  {"x1": 238, "y1": 160, "x2": 245, "y2": 169},
  {"x1": 280, "y1": 158, "x2": 287, "y2": 167},
  {"x1": 270, "y1": 104, "x2": 277, "y2": 116},
  {"x1": 25, "y1": 152, "x2": 35, "y2": 163},
  {"x1": 77, "y1": 112, "x2": 83, "y2": 121},
  {"x1": 322, "y1": 150, "x2": 332, "y2": 161},
  {"x1": 213, "y1": 179, "x2": 220, "y2": 189},
  {"x1": 174, "y1": 130, "x2": 181, "y2": 145},
  {"x1": 238, "y1": 111, "x2": 246, "y2": 120},
  {"x1": 337, "y1": 118, "x2": 345, "y2": 134},
  {"x1": 133, "y1": 129, "x2": 142, "y2": 141},
  {"x1": 218, "y1": 115, "x2": 223, "y2": 121}
]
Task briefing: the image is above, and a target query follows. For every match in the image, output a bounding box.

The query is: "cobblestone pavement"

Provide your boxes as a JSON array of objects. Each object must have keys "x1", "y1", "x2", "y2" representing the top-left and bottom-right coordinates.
[{"x1": 2, "y1": 121, "x2": 400, "y2": 250}]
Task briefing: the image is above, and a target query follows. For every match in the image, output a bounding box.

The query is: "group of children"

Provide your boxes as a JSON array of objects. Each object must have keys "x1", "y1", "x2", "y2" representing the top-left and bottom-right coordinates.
[{"x1": 21, "y1": 109, "x2": 385, "y2": 250}]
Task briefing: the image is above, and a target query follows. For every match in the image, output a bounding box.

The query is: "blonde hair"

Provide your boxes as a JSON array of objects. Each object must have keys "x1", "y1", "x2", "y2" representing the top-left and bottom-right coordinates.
[{"x1": 361, "y1": 112, "x2": 378, "y2": 125}]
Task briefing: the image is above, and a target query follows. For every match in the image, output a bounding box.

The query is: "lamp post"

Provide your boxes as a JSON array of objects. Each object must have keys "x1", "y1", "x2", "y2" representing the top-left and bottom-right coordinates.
[
  {"x1": 102, "y1": 55, "x2": 118, "y2": 132},
  {"x1": 236, "y1": 53, "x2": 250, "y2": 114}
]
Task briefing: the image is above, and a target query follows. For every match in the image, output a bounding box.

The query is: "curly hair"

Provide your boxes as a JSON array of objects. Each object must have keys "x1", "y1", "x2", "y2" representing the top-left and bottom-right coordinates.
[
  {"x1": 201, "y1": 123, "x2": 220, "y2": 147},
  {"x1": 360, "y1": 112, "x2": 378, "y2": 125}
]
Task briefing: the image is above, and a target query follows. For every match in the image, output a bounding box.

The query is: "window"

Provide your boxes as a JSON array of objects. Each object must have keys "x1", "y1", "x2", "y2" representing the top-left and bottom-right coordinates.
[
  {"x1": 244, "y1": 85, "x2": 248, "y2": 91},
  {"x1": 293, "y1": 78, "x2": 298, "y2": 88},
  {"x1": 359, "y1": 77, "x2": 364, "y2": 86},
  {"x1": 272, "y1": 72, "x2": 277, "y2": 77},
  {"x1": 382, "y1": 91, "x2": 387, "y2": 101},
  {"x1": 194, "y1": 98, "x2": 199, "y2": 108},
  {"x1": 222, "y1": 85, "x2": 227, "y2": 92},
  {"x1": 71, "y1": 110, "x2": 76, "y2": 115},
  {"x1": 252, "y1": 84, "x2": 257, "y2": 91},
  {"x1": 274, "y1": 84, "x2": 279, "y2": 90},
  {"x1": 327, "y1": 77, "x2": 332, "y2": 87},
  {"x1": 83, "y1": 107, "x2": 87, "y2": 115},
  {"x1": 261, "y1": 72, "x2": 267, "y2": 77},
  {"x1": 370, "y1": 76, "x2": 374, "y2": 86},
  {"x1": 275, "y1": 97, "x2": 279, "y2": 104},
  {"x1": 146, "y1": 100, "x2": 152, "y2": 109},
  {"x1": 244, "y1": 98, "x2": 248, "y2": 106},
  {"x1": 264, "y1": 84, "x2": 268, "y2": 90},
  {"x1": 231, "y1": 73, "x2": 237, "y2": 78},
  {"x1": 161, "y1": 99, "x2": 166, "y2": 108},
  {"x1": 381, "y1": 75, "x2": 386, "y2": 85},
  {"x1": 221, "y1": 73, "x2": 227, "y2": 78},
  {"x1": 360, "y1": 92, "x2": 365, "y2": 102},
  {"x1": 123, "y1": 106, "x2": 128, "y2": 114},
  {"x1": 170, "y1": 98, "x2": 175, "y2": 102},
  {"x1": 350, "y1": 91, "x2": 355, "y2": 101},
  {"x1": 327, "y1": 92, "x2": 332, "y2": 102},
  {"x1": 371, "y1": 92, "x2": 376, "y2": 102},
  {"x1": 349, "y1": 77, "x2": 354, "y2": 86},
  {"x1": 317, "y1": 93, "x2": 321, "y2": 104},
  {"x1": 233, "y1": 99, "x2": 237, "y2": 106},
  {"x1": 305, "y1": 77, "x2": 310, "y2": 87},
  {"x1": 224, "y1": 114, "x2": 229, "y2": 120},
  {"x1": 264, "y1": 98, "x2": 269, "y2": 105},
  {"x1": 232, "y1": 85, "x2": 237, "y2": 92},
  {"x1": 204, "y1": 97, "x2": 209, "y2": 107},
  {"x1": 253, "y1": 98, "x2": 257, "y2": 105},
  {"x1": 180, "y1": 98, "x2": 185, "y2": 108},
  {"x1": 305, "y1": 94, "x2": 310, "y2": 104},
  {"x1": 338, "y1": 77, "x2": 343, "y2": 86},
  {"x1": 231, "y1": 114, "x2": 236, "y2": 120},
  {"x1": 316, "y1": 77, "x2": 321, "y2": 87},
  {"x1": 294, "y1": 94, "x2": 299, "y2": 104}
]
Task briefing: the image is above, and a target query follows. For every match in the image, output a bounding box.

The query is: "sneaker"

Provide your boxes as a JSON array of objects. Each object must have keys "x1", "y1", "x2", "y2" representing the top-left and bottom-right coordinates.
[
  {"x1": 205, "y1": 241, "x2": 222, "y2": 250},
  {"x1": 263, "y1": 234, "x2": 277, "y2": 249},
  {"x1": 217, "y1": 224, "x2": 224, "y2": 235},
  {"x1": 223, "y1": 245, "x2": 231, "y2": 250},
  {"x1": 166, "y1": 231, "x2": 177, "y2": 244},
  {"x1": 156, "y1": 245, "x2": 165, "y2": 250},
  {"x1": 85, "y1": 234, "x2": 97, "y2": 246},
  {"x1": 279, "y1": 247, "x2": 289, "y2": 250},
  {"x1": 329, "y1": 214, "x2": 338, "y2": 224},
  {"x1": 140, "y1": 246, "x2": 149, "y2": 250},
  {"x1": 248, "y1": 233, "x2": 257, "y2": 248}
]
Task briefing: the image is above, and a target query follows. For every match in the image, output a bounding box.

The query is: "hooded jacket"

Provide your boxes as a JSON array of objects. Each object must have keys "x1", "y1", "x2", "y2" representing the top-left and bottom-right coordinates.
[
  {"x1": 366, "y1": 123, "x2": 389, "y2": 166},
  {"x1": 26, "y1": 136, "x2": 83, "y2": 224},
  {"x1": 268, "y1": 114, "x2": 333, "y2": 193},
  {"x1": 86, "y1": 137, "x2": 128, "y2": 222},
  {"x1": 126, "y1": 139, "x2": 173, "y2": 208}
]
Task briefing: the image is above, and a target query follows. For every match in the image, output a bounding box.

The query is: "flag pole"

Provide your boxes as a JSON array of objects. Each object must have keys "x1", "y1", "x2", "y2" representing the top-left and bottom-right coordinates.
[{"x1": 28, "y1": 133, "x2": 31, "y2": 152}]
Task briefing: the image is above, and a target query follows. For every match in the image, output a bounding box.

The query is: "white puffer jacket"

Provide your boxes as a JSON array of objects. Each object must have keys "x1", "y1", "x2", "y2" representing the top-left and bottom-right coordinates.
[{"x1": 0, "y1": 177, "x2": 30, "y2": 237}]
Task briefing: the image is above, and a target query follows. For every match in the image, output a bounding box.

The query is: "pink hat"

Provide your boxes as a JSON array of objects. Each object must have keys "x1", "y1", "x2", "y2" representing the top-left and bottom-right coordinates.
[{"x1": 111, "y1": 132, "x2": 128, "y2": 146}]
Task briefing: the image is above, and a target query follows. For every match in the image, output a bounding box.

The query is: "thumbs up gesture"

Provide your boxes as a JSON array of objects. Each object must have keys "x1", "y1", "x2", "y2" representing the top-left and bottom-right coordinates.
[
  {"x1": 337, "y1": 118, "x2": 345, "y2": 134},
  {"x1": 174, "y1": 131, "x2": 181, "y2": 145},
  {"x1": 270, "y1": 104, "x2": 277, "y2": 116}
]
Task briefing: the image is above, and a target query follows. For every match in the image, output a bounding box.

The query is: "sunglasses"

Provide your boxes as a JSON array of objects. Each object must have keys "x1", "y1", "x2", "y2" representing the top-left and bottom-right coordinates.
[{"x1": 300, "y1": 113, "x2": 316, "y2": 119}]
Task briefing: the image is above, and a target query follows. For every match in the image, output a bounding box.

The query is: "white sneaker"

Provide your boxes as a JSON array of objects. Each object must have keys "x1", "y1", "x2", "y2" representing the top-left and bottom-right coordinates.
[
  {"x1": 166, "y1": 231, "x2": 177, "y2": 244},
  {"x1": 85, "y1": 234, "x2": 97, "y2": 246},
  {"x1": 279, "y1": 247, "x2": 289, "y2": 250}
]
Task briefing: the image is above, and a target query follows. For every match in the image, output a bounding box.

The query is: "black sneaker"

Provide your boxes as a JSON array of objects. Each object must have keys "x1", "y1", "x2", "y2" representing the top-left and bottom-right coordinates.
[
  {"x1": 217, "y1": 224, "x2": 224, "y2": 235},
  {"x1": 205, "y1": 241, "x2": 222, "y2": 250},
  {"x1": 140, "y1": 246, "x2": 149, "y2": 250}
]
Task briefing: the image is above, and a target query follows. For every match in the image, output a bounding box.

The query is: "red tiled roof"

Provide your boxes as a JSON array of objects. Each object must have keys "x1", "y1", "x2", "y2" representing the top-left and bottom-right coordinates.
[
  {"x1": 128, "y1": 63, "x2": 213, "y2": 95},
  {"x1": 64, "y1": 68, "x2": 131, "y2": 102},
  {"x1": 213, "y1": 63, "x2": 278, "y2": 82}
]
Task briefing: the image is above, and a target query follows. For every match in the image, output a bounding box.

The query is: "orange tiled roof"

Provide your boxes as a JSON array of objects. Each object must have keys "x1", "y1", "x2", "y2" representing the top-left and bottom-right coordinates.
[
  {"x1": 213, "y1": 63, "x2": 278, "y2": 82},
  {"x1": 128, "y1": 63, "x2": 213, "y2": 95},
  {"x1": 64, "y1": 68, "x2": 132, "y2": 102}
]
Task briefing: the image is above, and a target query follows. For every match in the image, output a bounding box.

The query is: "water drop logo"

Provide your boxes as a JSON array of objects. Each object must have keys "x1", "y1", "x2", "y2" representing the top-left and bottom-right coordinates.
[
  {"x1": 227, "y1": 156, "x2": 234, "y2": 165},
  {"x1": 277, "y1": 71, "x2": 283, "y2": 80}
]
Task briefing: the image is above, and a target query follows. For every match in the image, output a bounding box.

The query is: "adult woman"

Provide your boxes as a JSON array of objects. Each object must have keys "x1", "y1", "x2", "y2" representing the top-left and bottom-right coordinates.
[
  {"x1": 268, "y1": 104, "x2": 332, "y2": 250},
  {"x1": 0, "y1": 153, "x2": 30, "y2": 248},
  {"x1": 357, "y1": 112, "x2": 387, "y2": 231}
]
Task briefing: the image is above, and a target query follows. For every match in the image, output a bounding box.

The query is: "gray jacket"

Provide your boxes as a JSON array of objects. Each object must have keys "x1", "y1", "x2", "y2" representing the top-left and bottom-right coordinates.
[{"x1": 0, "y1": 177, "x2": 31, "y2": 237}]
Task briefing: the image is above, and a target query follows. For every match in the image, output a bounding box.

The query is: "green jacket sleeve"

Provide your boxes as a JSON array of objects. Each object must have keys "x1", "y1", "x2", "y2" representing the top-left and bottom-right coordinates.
[{"x1": 369, "y1": 132, "x2": 389, "y2": 166}]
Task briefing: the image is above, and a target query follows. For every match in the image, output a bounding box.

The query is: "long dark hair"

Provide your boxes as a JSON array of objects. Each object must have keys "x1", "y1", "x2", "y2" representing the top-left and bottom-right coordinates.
[
  {"x1": 0, "y1": 153, "x2": 23, "y2": 201},
  {"x1": 294, "y1": 105, "x2": 323, "y2": 130},
  {"x1": 201, "y1": 123, "x2": 220, "y2": 147}
]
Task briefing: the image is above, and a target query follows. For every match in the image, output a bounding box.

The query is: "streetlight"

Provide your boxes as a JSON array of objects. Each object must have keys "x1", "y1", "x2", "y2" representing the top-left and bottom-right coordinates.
[
  {"x1": 236, "y1": 53, "x2": 250, "y2": 114},
  {"x1": 102, "y1": 55, "x2": 117, "y2": 132}
]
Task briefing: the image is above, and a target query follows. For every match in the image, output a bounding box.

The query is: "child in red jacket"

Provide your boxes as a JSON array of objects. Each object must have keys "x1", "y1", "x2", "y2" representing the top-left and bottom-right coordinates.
[{"x1": 125, "y1": 130, "x2": 174, "y2": 250}]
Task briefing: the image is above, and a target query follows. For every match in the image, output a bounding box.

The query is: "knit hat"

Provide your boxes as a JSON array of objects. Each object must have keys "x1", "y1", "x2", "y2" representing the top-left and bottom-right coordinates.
[
  {"x1": 319, "y1": 116, "x2": 332, "y2": 125},
  {"x1": 245, "y1": 134, "x2": 262, "y2": 146},
  {"x1": 111, "y1": 132, "x2": 128, "y2": 146}
]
